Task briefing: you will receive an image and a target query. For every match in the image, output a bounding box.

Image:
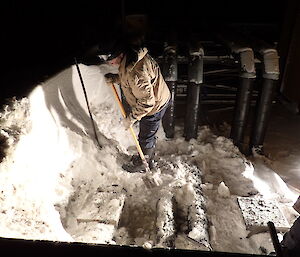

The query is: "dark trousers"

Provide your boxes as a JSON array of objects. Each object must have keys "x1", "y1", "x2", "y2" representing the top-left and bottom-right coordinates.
[{"x1": 138, "y1": 101, "x2": 169, "y2": 150}]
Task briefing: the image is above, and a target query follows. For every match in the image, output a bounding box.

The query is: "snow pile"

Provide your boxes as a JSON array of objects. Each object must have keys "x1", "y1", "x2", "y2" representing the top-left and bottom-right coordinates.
[
  {"x1": 0, "y1": 98, "x2": 31, "y2": 160},
  {"x1": 0, "y1": 64, "x2": 298, "y2": 255}
]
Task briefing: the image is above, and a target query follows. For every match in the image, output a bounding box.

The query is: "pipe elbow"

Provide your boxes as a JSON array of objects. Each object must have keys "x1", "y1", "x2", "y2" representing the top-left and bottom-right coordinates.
[
  {"x1": 163, "y1": 44, "x2": 178, "y2": 82},
  {"x1": 236, "y1": 48, "x2": 256, "y2": 79},
  {"x1": 189, "y1": 47, "x2": 204, "y2": 57},
  {"x1": 164, "y1": 44, "x2": 177, "y2": 56},
  {"x1": 260, "y1": 49, "x2": 280, "y2": 80}
]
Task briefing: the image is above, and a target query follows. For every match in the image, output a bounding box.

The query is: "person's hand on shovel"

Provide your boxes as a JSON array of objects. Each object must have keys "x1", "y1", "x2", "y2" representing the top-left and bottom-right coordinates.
[
  {"x1": 121, "y1": 113, "x2": 136, "y2": 130},
  {"x1": 105, "y1": 73, "x2": 120, "y2": 84}
]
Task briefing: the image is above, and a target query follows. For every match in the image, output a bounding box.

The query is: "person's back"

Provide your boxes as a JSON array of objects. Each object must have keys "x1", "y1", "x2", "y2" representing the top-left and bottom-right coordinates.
[{"x1": 118, "y1": 47, "x2": 170, "y2": 121}]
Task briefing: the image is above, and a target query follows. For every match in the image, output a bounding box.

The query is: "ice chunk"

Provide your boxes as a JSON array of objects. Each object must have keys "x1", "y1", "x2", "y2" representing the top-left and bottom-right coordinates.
[{"x1": 217, "y1": 181, "x2": 231, "y2": 198}]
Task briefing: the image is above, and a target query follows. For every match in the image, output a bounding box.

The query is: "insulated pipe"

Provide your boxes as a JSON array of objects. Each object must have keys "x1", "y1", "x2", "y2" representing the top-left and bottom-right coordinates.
[
  {"x1": 184, "y1": 44, "x2": 204, "y2": 141},
  {"x1": 229, "y1": 47, "x2": 256, "y2": 151},
  {"x1": 250, "y1": 49, "x2": 279, "y2": 151},
  {"x1": 162, "y1": 44, "x2": 178, "y2": 138}
]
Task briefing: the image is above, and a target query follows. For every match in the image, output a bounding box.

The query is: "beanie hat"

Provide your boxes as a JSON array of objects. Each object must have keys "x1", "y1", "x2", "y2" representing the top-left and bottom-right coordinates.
[{"x1": 97, "y1": 37, "x2": 125, "y2": 61}]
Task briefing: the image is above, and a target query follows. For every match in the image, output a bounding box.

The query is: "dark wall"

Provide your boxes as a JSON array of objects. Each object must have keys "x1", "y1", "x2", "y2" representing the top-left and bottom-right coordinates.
[{"x1": 280, "y1": 0, "x2": 300, "y2": 103}]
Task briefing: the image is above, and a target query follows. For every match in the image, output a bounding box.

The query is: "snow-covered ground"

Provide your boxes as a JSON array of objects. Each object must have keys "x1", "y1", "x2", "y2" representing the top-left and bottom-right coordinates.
[
  {"x1": 262, "y1": 103, "x2": 300, "y2": 193},
  {"x1": 0, "y1": 64, "x2": 299, "y2": 255}
]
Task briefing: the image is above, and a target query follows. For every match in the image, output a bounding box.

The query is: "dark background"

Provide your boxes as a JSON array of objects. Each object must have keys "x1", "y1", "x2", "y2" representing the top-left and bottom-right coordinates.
[{"x1": 1, "y1": 0, "x2": 298, "y2": 104}]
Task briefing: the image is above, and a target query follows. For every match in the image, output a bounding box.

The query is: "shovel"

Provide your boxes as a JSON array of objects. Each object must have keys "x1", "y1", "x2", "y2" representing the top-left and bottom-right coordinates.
[
  {"x1": 110, "y1": 82, "x2": 150, "y2": 172},
  {"x1": 110, "y1": 83, "x2": 161, "y2": 187}
]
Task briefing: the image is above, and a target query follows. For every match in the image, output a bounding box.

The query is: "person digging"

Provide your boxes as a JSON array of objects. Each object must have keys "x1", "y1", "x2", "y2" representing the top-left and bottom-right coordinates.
[{"x1": 98, "y1": 40, "x2": 170, "y2": 173}]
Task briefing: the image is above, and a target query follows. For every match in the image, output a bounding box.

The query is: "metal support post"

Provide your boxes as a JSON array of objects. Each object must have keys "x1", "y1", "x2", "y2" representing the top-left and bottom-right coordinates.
[
  {"x1": 250, "y1": 49, "x2": 280, "y2": 152},
  {"x1": 229, "y1": 48, "x2": 256, "y2": 151},
  {"x1": 184, "y1": 43, "x2": 204, "y2": 141}
]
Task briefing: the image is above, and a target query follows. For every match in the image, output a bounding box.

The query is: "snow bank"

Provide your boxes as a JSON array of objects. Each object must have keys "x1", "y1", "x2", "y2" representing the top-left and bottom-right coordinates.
[{"x1": 0, "y1": 64, "x2": 298, "y2": 255}]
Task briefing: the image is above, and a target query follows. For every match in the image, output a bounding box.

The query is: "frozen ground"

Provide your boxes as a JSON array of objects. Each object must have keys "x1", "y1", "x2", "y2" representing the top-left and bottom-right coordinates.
[{"x1": 0, "y1": 64, "x2": 299, "y2": 255}]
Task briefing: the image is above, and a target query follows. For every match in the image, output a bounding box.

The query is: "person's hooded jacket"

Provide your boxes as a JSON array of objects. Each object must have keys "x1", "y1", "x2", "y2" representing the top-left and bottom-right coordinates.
[{"x1": 118, "y1": 47, "x2": 170, "y2": 123}]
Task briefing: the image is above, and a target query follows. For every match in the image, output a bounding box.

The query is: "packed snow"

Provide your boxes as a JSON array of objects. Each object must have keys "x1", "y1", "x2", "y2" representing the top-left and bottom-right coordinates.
[{"x1": 0, "y1": 63, "x2": 299, "y2": 255}]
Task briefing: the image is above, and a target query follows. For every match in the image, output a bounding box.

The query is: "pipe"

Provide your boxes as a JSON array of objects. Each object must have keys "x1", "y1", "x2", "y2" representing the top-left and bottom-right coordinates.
[
  {"x1": 230, "y1": 77, "x2": 255, "y2": 149},
  {"x1": 215, "y1": 33, "x2": 256, "y2": 151},
  {"x1": 162, "y1": 43, "x2": 178, "y2": 138},
  {"x1": 229, "y1": 47, "x2": 256, "y2": 151},
  {"x1": 267, "y1": 221, "x2": 283, "y2": 257},
  {"x1": 250, "y1": 49, "x2": 279, "y2": 152},
  {"x1": 184, "y1": 43, "x2": 204, "y2": 141}
]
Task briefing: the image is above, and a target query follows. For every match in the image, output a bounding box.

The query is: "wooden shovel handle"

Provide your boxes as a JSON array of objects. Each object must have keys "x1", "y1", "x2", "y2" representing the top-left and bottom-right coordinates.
[{"x1": 110, "y1": 83, "x2": 150, "y2": 172}]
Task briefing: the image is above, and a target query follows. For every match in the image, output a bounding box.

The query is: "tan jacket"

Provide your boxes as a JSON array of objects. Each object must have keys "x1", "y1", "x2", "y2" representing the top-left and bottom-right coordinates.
[{"x1": 118, "y1": 48, "x2": 170, "y2": 122}]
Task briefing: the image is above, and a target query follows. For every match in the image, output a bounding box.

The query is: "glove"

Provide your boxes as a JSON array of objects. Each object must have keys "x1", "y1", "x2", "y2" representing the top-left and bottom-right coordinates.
[
  {"x1": 105, "y1": 73, "x2": 119, "y2": 84},
  {"x1": 121, "y1": 114, "x2": 136, "y2": 130}
]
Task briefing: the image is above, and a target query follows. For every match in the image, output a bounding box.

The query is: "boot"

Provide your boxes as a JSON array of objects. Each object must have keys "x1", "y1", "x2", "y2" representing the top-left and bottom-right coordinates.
[
  {"x1": 144, "y1": 147, "x2": 155, "y2": 169},
  {"x1": 122, "y1": 147, "x2": 155, "y2": 173}
]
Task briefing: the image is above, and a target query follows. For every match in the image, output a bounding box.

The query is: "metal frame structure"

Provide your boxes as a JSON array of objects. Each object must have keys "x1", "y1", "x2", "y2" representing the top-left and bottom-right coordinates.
[{"x1": 158, "y1": 28, "x2": 279, "y2": 155}]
